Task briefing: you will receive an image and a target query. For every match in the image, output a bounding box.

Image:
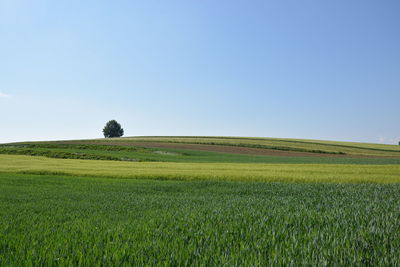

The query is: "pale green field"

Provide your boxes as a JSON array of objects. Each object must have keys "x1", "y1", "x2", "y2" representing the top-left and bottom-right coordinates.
[{"x1": 1, "y1": 154, "x2": 399, "y2": 183}]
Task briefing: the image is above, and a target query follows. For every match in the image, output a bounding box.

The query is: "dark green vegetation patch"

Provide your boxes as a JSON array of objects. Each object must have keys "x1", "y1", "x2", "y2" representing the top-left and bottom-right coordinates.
[{"x1": 1, "y1": 173, "x2": 399, "y2": 266}]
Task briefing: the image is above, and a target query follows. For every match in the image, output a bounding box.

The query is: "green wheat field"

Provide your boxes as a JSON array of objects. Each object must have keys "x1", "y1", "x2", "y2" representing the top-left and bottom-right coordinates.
[{"x1": 1, "y1": 136, "x2": 400, "y2": 265}]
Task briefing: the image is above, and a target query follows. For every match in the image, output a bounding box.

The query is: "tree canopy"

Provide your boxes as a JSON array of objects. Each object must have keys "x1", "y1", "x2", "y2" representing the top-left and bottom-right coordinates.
[{"x1": 103, "y1": 120, "x2": 124, "y2": 138}]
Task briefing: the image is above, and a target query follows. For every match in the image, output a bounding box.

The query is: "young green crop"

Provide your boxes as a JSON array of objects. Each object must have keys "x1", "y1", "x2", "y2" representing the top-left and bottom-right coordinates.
[
  {"x1": 1, "y1": 173, "x2": 399, "y2": 266},
  {"x1": 1, "y1": 137, "x2": 399, "y2": 265}
]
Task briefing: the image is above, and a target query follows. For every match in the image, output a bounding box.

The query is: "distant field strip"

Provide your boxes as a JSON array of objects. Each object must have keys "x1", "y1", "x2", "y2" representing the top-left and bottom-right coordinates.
[
  {"x1": 1, "y1": 155, "x2": 399, "y2": 183},
  {"x1": 134, "y1": 136, "x2": 400, "y2": 151},
  {"x1": 2, "y1": 144, "x2": 400, "y2": 164},
  {"x1": 56, "y1": 136, "x2": 400, "y2": 157},
  {"x1": 125, "y1": 138, "x2": 400, "y2": 156}
]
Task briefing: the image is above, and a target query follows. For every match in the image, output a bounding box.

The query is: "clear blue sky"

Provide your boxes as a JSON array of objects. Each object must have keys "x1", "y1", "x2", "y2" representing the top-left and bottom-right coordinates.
[{"x1": 1, "y1": 0, "x2": 399, "y2": 144}]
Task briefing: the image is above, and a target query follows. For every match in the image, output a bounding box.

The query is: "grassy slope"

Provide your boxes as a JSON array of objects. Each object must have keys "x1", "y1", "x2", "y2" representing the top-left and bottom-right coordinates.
[
  {"x1": 77, "y1": 136, "x2": 400, "y2": 156},
  {"x1": 2, "y1": 137, "x2": 400, "y2": 265},
  {"x1": 1, "y1": 155, "x2": 399, "y2": 183},
  {"x1": 1, "y1": 136, "x2": 399, "y2": 183},
  {"x1": 1, "y1": 173, "x2": 399, "y2": 266},
  {"x1": 2, "y1": 141, "x2": 400, "y2": 165},
  {"x1": 10, "y1": 136, "x2": 400, "y2": 157}
]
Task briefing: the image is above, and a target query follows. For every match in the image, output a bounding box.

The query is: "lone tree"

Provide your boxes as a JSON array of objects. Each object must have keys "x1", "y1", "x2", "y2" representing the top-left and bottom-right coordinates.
[{"x1": 103, "y1": 120, "x2": 124, "y2": 138}]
